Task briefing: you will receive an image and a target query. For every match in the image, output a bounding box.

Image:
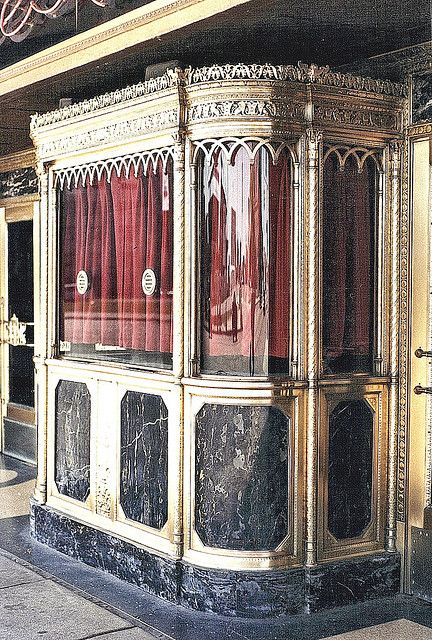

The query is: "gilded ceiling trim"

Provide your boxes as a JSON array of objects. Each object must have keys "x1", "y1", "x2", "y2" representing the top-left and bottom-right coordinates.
[{"x1": 0, "y1": 0, "x2": 253, "y2": 96}]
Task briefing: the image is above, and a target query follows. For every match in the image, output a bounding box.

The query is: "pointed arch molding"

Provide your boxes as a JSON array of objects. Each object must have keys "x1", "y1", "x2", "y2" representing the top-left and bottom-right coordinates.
[
  {"x1": 192, "y1": 137, "x2": 299, "y2": 165},
  {"x1": 54, "y1": 148, "x2": 175, "y2": 189}
]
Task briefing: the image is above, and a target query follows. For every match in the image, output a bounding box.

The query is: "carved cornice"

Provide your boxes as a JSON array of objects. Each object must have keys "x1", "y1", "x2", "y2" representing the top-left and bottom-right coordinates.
[
  {"x1": 184, "y1": 62, "x2": 406, "y2": 97},
  {"x1": 30, "y1": 62, "x2": 405, "y2": 138},
  {"x1": 36, "y1": 109, "x2": 178, "y2": 157},
  {"x1": 30, "y1": 71, "x2": 179, "y2": 130}
]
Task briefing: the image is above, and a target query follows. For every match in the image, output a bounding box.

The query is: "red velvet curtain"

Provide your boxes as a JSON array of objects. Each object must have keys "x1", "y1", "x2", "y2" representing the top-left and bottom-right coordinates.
[
  {"x1": 269, "y1": 154, "x2": 291, "y2": 359},
  {"x1": 201, "y1": 146, "x2": 291, "y2": 373},
  {"x1": 323, "y1": 154, "x2": 374, "y2": 367},
  {"x1": 60, "y1": 158, "x2": 173, "y2": 355}
]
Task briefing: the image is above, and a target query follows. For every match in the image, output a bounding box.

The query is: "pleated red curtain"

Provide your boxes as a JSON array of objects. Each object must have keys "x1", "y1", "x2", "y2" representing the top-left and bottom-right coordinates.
[{"x1": 60, "y1": 157, "x2": 173, "y2": 357}]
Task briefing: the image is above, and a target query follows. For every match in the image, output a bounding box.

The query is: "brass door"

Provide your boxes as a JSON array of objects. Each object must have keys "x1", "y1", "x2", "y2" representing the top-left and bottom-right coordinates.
[{"x1": 0, "y1": 200, "x2": 37, "y2": 464}]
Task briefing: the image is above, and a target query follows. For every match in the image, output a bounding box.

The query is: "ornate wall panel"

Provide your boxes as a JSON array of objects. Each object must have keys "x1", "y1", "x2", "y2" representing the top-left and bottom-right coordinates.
[
  {"x1": 120, "y1": 391, "x2": 168, "y2": 529},
  {"x1": 412, "y1": 73, "x2": 432, "y2": 123},
  {"x1": 0, "y1": 167, "x2": 38, "y2": 198},
  {"x1": 55, "y1": 380, "x2": 91, "y2": 502},
  {"x1": 328, "y1": 400, "x2": 374, "y2": 540},
  {"x1": 195, "y1": 404, "x2": 289, "y2": 551}
]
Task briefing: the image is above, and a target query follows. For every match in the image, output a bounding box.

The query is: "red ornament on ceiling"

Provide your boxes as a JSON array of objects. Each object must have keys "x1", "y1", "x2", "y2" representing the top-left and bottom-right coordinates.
[{"x1": 0, "y1": 0, "x2": 108, "y2": 44}]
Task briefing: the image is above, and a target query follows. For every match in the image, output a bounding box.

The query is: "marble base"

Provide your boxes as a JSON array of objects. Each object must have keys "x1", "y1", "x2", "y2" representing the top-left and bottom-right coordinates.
[{"x1": 30, "y1": 502, "x2": 400, "y2": 618}]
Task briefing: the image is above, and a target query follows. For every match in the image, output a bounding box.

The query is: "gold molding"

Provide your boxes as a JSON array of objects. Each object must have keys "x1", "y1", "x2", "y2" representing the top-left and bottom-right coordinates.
[
  {"x1": 408, "y1": 123, "x2": 432, "y2": 138},
  {"x1": 318, "y1": 385, "x2": 388, "y2": 561},
  {"x1": 0, "y1": 149, "x2": 36, "y2": 173},
  {"x1": 397, "y1": 98, "x2": 411, "y2": 522}
]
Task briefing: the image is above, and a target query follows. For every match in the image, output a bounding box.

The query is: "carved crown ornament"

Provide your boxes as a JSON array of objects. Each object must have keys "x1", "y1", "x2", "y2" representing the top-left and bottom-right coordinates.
[
  {"x1": 30, "y1": 62, "x2": 405, "y2": 130},
  {"x1": 30, "y1": 62, "x2": 406, "y2": 160}
]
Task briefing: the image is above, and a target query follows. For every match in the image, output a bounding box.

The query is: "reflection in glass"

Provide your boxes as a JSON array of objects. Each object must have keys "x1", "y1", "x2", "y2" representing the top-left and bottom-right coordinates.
[
  {"x1": 323, "y1": 154, "x2": 377, "y2": 375},
  {"x1": 199, "y1": 144, "x2": 292, "y2": 376}
]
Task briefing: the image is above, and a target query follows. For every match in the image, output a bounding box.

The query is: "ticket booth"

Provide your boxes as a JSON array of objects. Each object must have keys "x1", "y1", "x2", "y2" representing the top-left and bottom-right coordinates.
[{"x1": 29, "y1": 63, "x2": 405, "y2": 616}]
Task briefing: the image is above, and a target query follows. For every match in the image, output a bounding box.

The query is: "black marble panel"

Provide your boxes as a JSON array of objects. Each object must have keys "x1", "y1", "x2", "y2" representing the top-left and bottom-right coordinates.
[
  {"x1": 180, "y1": 563, "x2": 304, "y2": 618},
  {"x1": 328, "y1": 400, "x2": 373, "y2": 540},
  {"x1": 195, "y1": 404, "x2": 289, "y2": 551},
  {"x1": 120, "y1": 392, "x2": 168, "y2": 529},
  {"x1": 30, "y1": 501, "x2": 401, "y2": 618},
  {"x1": 412, "y1": 73, "x2": 432, "y2": 123},
  {"x1": 55, "y1": 380, "x2": 91, "y2": 502},
  {"x1": 0, "y1": 167, "x2": 38, "y2": 199},
  {"x1": 30, "y1": 501, "x2": 178, "y2": 603},
  {"x1": 306, "y1": 553, "x2": 400, "y2": 612}
]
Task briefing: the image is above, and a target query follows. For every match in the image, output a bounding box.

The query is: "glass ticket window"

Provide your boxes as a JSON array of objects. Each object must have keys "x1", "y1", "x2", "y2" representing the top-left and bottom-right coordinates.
[
  {"x1": 197, "y1": 143, "x2": 293, "y2": 377},
  {"x1": 322, "y1": 152, "x2": 378, "y2": 376},
  {"x1": 58, "y1": 155, "x2": 174, "y2": 369}
]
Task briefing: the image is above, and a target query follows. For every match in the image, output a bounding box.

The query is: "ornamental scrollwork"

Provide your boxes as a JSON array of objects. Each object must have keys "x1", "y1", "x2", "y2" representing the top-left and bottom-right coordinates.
[
  {"x1": 4, "y1": 314, "x2": 27, "y2": 346},
  {"x1": 397, "y1": 98, "x2": 410, "y2": 521},
  {"x1": 188, "y1": 100, "x2": 303, "y2": 122},
  {"x1": 184, "y1": 62, "x2": 405, "y2": 97},
  {"x1": 30, "y1": 62, "x2": 405, "y2": 136},
  {"x1": 314, "y1": 105, "x2": 399, "y2": 130},
  {"x1": 31, "y1": 71, "x2": 180, "y2": 130},
  {"x1": 36, "y1": 110, "x2": 178, "y2": 157}
]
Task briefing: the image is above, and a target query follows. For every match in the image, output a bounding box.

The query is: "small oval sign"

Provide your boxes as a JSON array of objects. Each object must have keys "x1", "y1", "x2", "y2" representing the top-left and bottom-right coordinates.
[
  {"x1": 76, "y1": 270, "x2": 89, "y2": 295},
  {"x1": 142, "y1": 268, "x2": 157, "y2": 296}
]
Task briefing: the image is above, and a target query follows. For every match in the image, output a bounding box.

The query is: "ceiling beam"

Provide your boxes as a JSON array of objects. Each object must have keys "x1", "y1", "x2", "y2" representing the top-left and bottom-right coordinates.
[{"x1": 0, "y1": 0, "x2": 255, "y2": 98}]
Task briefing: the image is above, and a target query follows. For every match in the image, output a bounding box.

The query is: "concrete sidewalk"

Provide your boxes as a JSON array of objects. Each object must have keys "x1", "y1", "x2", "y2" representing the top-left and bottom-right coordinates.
[
  {"x1": 0, "y1": 549, "x2": 166, "y2": 640},
  {"x1": 1, "y1": 455, "x2": 432, "y2": 640}
]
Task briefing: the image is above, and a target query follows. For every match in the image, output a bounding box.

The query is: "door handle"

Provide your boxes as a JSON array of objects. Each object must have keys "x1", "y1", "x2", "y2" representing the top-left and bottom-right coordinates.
[
  {"x1": 414, "y1": 385, "x2": 432, "y2": 396},
  {"x1": 415, "y1": 348, "x2": 432, "y2": 358}
]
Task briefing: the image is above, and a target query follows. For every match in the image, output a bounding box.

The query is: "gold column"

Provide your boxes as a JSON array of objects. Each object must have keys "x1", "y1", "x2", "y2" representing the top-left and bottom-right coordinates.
[
  {"x1": 33, "y1": 162, "x2": 49, "y2": 504},
  {"x1": 172, "y1": 130, "x2": 186, "y2": 558},
  {"x1": 304, "y1": 128, "x2": 322, "y2": 567},
  {"x1": 386, "y1": 140, "x2": 402, "y2": 553}
]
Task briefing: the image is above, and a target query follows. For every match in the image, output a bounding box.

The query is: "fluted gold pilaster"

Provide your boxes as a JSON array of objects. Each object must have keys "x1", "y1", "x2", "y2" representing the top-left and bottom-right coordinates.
[
  {"x1": 33, "y1": 164, "x2": 49, "y2": 504},
  {"x1": 304, "y1": 128, "x2": 322, "y2": 567},
  {"x1": 387, "y1": 139, "x2": 402, "y2": 552},
  {"x1": 172, "y1": 130, "x2": 186, "y2": 558}
]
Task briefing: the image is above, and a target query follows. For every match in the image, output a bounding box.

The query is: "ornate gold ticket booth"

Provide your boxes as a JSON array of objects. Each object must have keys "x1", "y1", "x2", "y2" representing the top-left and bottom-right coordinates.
[{"x1": 29, "y1": 64, "x2": 405, "y2": 616}]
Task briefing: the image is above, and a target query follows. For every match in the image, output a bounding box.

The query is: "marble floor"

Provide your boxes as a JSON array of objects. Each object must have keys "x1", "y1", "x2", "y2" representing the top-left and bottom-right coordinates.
[
  {"x1": 1, "y1": 454, "x2": 432, "y2": 640},
  {"x1": 323, "y1": 619, "x2": 432, "y2": 639}
]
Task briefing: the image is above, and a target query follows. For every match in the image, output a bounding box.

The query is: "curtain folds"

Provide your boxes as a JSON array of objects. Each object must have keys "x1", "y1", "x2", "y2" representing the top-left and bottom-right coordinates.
[
  {"x1": 60, "y1": 158, "x2": 173, "y2": 355},
  {"x1": 201, "y1": 145, "x2": 292, "y2": 375}
]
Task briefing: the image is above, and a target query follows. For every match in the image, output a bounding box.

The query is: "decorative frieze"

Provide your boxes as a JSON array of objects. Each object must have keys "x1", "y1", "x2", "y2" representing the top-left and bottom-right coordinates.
[
  {"x1": 38, "y1": 110, "x2": 179, "y2": 158},
  {"x1": 184, "y1": 62, "x2": 405, "y2": 97},
  {"x1": 30, "y1": 62, "x2": 405, "y2": 158},
  {"x1": 188, "y1": 99, "x2": 304, "y2": 123},
  {"x1": 314, "y1": 105, "x2": 400, "y2": 131}
]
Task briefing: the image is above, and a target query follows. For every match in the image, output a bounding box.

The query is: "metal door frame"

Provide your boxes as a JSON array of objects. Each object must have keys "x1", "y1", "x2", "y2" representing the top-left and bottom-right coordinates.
[{"x1": 0, "y1": 194, "x2": 39, "y2": 461}]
